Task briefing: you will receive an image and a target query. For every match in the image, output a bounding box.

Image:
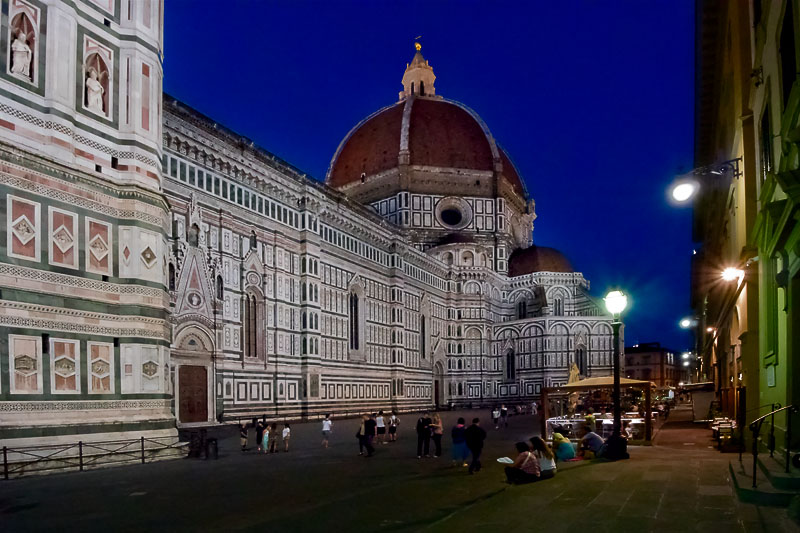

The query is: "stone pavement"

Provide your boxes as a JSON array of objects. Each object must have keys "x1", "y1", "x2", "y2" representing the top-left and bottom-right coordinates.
[{"x1": 0, "y1": 406, "x2": 797, "y2": 532}]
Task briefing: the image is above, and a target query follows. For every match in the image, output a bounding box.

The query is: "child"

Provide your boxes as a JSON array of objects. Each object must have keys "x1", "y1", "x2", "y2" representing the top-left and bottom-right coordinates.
[
  {"x1": 282, "y1": 423, "x2": 291, "y2": 452},
  {"x1": 322, "y1": 414, "x2": 333, "y2": 448},
  {"x1": 239, "y1": 423, "x2": 248, "y2": 452}
]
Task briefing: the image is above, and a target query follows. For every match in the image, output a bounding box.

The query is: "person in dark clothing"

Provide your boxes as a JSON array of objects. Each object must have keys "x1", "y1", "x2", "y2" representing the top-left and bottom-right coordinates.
[
  {"x1": 416, "y1": 412, "x2": 432, "y2": 458},
  {"x1": 500, "y1": 405, "x2": 509, "y2": 428},
  {"x1": 239, "y1": 423, "x2": 248, "y2": 452},
  {"x1": 363, "y1": 413, "x2": 377, "y2": 457},
  {"x1": 464, "y1": 418, "x2": 487, "y2": 474},
  {"x1": 256, "y1": 421, "x2": 265, "y2": 452}
]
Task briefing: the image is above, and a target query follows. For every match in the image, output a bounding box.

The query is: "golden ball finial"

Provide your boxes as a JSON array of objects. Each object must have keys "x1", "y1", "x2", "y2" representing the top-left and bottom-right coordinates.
[{"x1": 415, "y1": 42, "x2": 422, "y2": 51}]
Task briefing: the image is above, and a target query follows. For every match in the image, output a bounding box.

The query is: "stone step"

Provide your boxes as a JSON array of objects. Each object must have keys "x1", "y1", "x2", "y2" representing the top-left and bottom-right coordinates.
[
  {"x1": 757, "y1": 454, "x2": 800, "y2": 491},
  {"x1": 729, "y1": 459, "x2": 799, "y2": 507}
]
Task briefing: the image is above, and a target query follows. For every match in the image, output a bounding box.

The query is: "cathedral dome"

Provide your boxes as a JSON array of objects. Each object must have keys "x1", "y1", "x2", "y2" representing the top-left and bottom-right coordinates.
[
  {"x1": 325, "y1": 44, "x2": 527, "y2": 202},
  {"x1": 508, "y1": 245, "x2": 574, "y2": 276},
  {"x1": 326, "y1": 97, "x2": 526, "y2": 198}
]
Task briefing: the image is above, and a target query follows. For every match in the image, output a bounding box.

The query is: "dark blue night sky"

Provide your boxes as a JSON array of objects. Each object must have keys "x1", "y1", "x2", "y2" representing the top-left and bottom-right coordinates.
[{"x1": 164, "y1": 0, "x2": 695, "y2": 352}]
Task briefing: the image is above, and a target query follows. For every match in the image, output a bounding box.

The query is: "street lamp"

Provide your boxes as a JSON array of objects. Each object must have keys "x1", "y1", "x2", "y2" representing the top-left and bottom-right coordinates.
[
  {"x1": 679, "y1": 317, "x2": 697, "y2": 329},
  {"x1": 667, "y1": 159, "x2": 741, "y2": 206},
  {"x1": 604, "y1": 289, "x2": 628, "y2": 460}
]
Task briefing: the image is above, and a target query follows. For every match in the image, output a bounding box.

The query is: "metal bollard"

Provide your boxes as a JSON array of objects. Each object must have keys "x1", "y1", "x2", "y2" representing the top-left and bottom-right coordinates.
[{"x1": 78, "y1": 441, "x2": 84, "y2": 472}]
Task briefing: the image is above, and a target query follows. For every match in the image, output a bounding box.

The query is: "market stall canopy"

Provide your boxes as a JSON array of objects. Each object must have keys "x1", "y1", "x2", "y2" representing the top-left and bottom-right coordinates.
[{"x1": 546, "y1": 377, "x2": 653, "y2": 391}]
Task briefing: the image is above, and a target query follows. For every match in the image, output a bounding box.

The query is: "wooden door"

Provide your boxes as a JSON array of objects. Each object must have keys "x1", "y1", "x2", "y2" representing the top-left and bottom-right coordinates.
[{"x1": 179, "y1": 365, "x2": 208, "y2": 423}]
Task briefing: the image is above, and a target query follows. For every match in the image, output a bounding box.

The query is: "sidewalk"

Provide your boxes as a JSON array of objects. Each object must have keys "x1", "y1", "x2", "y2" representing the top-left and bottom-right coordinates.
[
  {"x1": 0, "y1": 407, "x2": 797, "y2": 532},
  {"x1": 428, "y1": 406, "x2": 798, "y2": 532}
]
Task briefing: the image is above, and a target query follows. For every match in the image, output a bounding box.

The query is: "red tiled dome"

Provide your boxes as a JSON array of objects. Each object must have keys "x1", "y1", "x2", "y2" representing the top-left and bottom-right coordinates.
[
  {"x1": 327, "y1": 97, "x2": 526, "y2": 198},
  {"x1": 508, "y1": 246, "x2": 574, "y2": 276}
]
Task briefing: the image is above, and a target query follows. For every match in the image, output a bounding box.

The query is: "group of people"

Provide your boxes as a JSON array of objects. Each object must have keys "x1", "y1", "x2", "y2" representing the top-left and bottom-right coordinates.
[
  {"x1": 239, "y1": 421, "x2": 292, "y2": 453},
  {"x1": 503, "y1": 437, "x2": 557, "y2": 484},
  {"x1": 356, "y1": 410, "x2": 399, "y2": 457}
]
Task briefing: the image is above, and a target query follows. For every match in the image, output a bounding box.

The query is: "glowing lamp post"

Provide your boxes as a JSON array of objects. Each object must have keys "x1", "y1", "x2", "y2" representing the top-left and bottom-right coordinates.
[{"x1": 604, "y1": 290, "x2": 628, "y2": 457}]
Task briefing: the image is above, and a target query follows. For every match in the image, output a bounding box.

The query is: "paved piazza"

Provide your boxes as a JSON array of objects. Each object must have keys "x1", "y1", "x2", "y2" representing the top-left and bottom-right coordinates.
[{"x1": 0, "y1": 408, "x2": 793, "y2": 532}]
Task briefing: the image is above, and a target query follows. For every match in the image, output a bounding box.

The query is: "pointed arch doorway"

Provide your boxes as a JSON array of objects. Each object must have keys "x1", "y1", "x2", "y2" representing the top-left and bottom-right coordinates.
[{"x1": 434, "y1": 361, "x2": 445, "y2": 409}]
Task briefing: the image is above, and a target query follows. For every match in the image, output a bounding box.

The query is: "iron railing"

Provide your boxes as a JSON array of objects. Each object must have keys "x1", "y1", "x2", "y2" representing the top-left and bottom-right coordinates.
[
  {"x1": 749, "y1": 405, "x2": 796, "y2": 488},
  {"x1": 2, "y1": 436, "x2": 185, "y2": 480}
]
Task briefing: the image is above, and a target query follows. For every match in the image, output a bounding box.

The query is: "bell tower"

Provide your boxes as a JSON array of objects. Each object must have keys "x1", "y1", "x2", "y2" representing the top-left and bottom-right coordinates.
[{"x1": 399, "y1": 42, "x2": 436, "y2": 100}]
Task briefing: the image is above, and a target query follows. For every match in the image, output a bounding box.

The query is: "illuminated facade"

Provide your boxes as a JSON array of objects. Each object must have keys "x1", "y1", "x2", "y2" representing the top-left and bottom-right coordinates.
[
  {"x1": 162, "y1": 46, "x2": 617, "y2": 426},
  {"x1": 0, "y1": 3, "x2": 616, "y2": 447}
]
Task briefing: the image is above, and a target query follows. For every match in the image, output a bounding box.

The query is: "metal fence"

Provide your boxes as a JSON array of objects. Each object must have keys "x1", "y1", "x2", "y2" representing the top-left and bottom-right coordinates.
[{"x1": 2, "y1": 436, "x2": 186, "y2": 480}]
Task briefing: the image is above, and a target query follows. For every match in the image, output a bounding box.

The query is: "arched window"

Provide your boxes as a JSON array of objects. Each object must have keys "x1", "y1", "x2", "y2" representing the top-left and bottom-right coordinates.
[
  {"x1": 553, "y1": 298, "x2": 563, "y2": 316},
  {"x1": 216, "y1": 275, "x2": 224, "y2": 300},
  {"x1": 249, "y1": 231, "x2": 257, "y2": 250},
  {"x1": 505, "y1": 350, "x2": 516, "y2": 380},
  {"x1": 411, "y1": 81, "x2": 415, "y2": 95},
  {"x1": 517, "y1": 300, "x2": 527, "y2": 320},
  {"x1": 420, "y1": 316, "x2": 426, "y2": 359},
  {"x1": 577, "y1": 347, "x2": 588, "y2": 375},
  {"x1": 420, "y1": 80, "x2": 425, "y2": 96},
  {"x1": 302, "y1": 337, "x2": 307, "y2": 355},
  {"x1": 168, "y1": 263, "x2": 176, "y2": 291},
  {"x1": 243, "y1": 292, "x2": 259, "y2": 359},
  {"x1": 349, "y1": 292, "x2": 360, "y2": 350},
  {"x1": 457, "y1": 359, "x2": 462, "y2": 370}
]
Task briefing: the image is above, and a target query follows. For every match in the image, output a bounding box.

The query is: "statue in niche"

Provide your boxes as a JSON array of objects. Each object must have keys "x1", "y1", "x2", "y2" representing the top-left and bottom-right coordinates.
[
  {"x1": 85, "y1": 69, "x2": 105, "y2": 114},
  {"x1": 10, "y1": 30, "x2": 32, "y2": 79}
]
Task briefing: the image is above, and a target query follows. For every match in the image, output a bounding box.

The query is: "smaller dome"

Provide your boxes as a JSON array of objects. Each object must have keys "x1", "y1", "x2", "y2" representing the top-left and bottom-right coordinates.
[{"x1": 508, "y1": 246, "x2": 574, "y2": 276}]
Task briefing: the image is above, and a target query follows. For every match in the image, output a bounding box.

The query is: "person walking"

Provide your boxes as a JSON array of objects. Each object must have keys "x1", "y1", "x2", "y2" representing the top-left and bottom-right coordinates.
[
  {"x1": 531, "y1": 401, "x2": 538, "y2": 415},
  {"x1": 357, "y1": 415, "x2": 368, "y2": 455},
  {"x1": 322, "y1": 414, "x2": 333, "y2": 448},
  {"x1": 282, "y1": 423, "x2": 291, "y2": 452},
  {"x1": 363, "y1": 413, "x2": 377, "y2": 457},
  {"x1": 388, "y1": 411, "x2": 399, "y2": 442},
  {"x1": 239, "y1": 423, "x2": 248, "y2": 452},
  {"x1": 430, "y1": 413, "x2": 444, "y2": 458},
  {"x1": 376, "y1": 410, "x2": 387, "y2": 444},
  {"x1": 451, "y1": 417, "x2": 469, "y2": 467},
  {"x1": 492, "y1": 407, "x2": 501, "y2": 429},
  {"x1": 464, "y1": 418, "x2": 486, "y2": 474},
  {"x1": 261, "y1": 423, "x2": 276, "y2": 453},
  {"x1": 500, "y1": 405, "x2": 509, "y2": 428},
  {"x1": 256, "y1": 421, "x2": 265, "y2": 452},
  {"x1": 416, "y1": 412, "x2": 432, "y2": 458},
  {"x1": 268, "y1": 423, "x2": 279, "y2": 453}
]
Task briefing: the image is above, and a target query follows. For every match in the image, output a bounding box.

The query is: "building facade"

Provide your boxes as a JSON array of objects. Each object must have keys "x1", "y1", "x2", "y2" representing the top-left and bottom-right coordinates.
[
  {"x1": 0, "y1": 0, "x2": 172, "y2": 445},
  {"x1": 692, "y1": 0, "x2": 800, "y2": 459},
  {"x1": 624, "y1": 343, "x2": 684, "y2": 388},
  {"x1": 0, "y1": 3, "x2": 617, "y2": 446}
]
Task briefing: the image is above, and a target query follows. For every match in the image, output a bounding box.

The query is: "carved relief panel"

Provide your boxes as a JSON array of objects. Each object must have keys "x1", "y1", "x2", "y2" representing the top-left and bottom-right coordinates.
[
  {"x1": 7, "y1": 195, "x2": 40, "y2": 262},
  {"x1": 9, "y1": 334, "x2": 42, "y2": 394},
  {"x1": 85, "y1": 217, "x2": 112, "y2": 275},
  {"x1": 48, "y1": 207, "x2": 77, "y2": 269}
]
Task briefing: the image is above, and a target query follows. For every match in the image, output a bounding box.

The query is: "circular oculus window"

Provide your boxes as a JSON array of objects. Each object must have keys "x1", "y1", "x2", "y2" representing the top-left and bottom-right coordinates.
[{"x1": 436, "y1": 197, "x2": 473, "y2": 230}]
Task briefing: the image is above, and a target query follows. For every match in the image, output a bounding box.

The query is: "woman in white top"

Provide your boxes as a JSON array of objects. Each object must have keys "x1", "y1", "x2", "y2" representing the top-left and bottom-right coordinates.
[
  {"x1": 376, "y1": 410, "x2": 387, "y2": 444},
  {"x1": 322, "y1": 414, "x2": 333, "y2": 448},
  {"x1": 529, "y1": 437, "x2": 556, "y2": 479}
]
